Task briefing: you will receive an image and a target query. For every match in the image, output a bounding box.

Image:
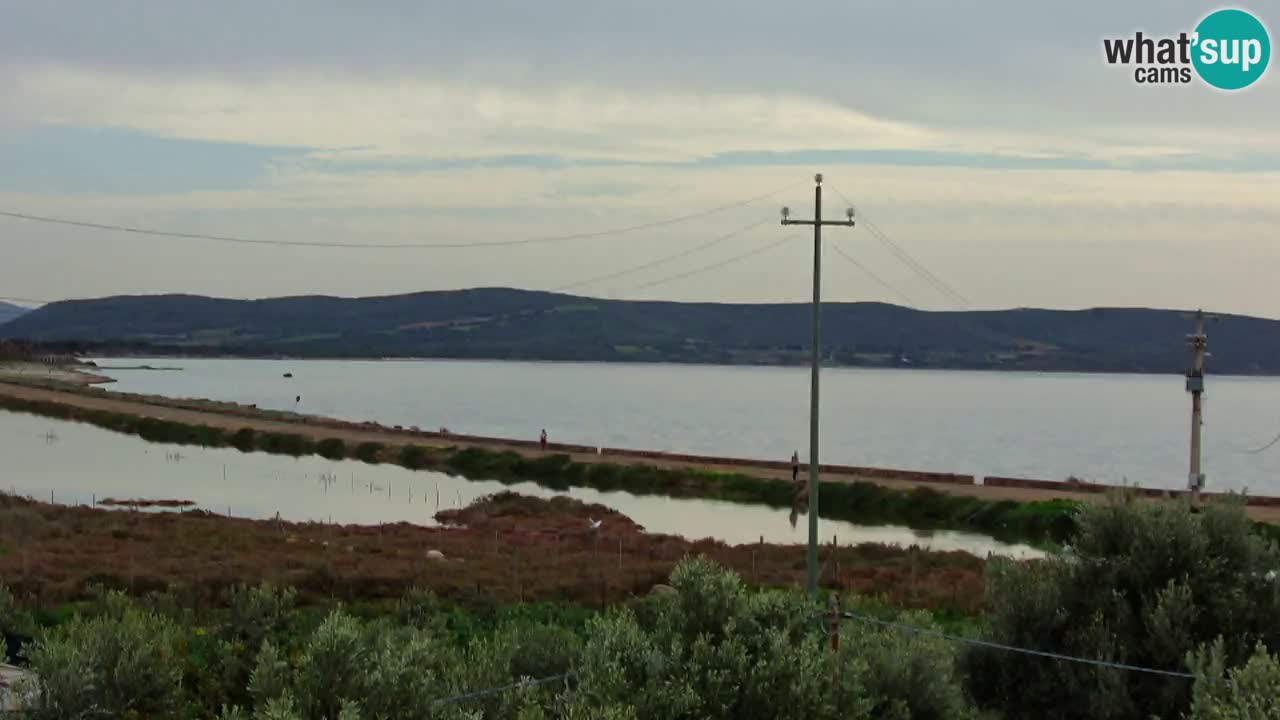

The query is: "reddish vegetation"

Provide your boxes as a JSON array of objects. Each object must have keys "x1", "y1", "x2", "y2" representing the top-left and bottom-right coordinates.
[{"x1": 0, "y1": 491, "x2": 987, "y2": 613}]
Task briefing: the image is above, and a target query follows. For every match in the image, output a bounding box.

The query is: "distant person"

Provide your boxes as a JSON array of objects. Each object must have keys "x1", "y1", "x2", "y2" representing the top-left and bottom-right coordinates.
[
  {"x1": 540, "y1": 429, "x2": 548, "y2": 451},
  {"x1": 791, "y1": 451, "x2": 800, "y2": 482}
]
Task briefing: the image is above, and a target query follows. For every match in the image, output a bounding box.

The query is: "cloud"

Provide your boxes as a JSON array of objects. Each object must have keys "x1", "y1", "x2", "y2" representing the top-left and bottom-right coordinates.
[
  {"x1": 10, "y1": 61, "x2": 1279, "y2": 180},
  {"x1": 1, "y1": 1, "x2": 1278, "y2": 315}
]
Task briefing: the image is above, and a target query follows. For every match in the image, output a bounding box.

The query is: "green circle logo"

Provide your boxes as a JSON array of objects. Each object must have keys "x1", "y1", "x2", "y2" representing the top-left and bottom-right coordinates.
[{"x1": 1192, "y1": 9, "x2": 1271, "y2": 90}]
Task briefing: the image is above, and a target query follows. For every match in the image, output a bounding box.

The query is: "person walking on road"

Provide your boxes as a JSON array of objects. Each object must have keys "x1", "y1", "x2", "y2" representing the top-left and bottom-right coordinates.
[
  {"x1": 791, "y1": 451, "x2": 800, "y2": 482},
  {"x1": 540, "y1": 429, "x2": 548, "y2": 451}
]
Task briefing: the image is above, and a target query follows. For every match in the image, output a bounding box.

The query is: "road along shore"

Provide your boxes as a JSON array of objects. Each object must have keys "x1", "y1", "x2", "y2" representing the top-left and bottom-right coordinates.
[{"x1": 2, "y1": 377, "x2": 1277, "y2": 525}]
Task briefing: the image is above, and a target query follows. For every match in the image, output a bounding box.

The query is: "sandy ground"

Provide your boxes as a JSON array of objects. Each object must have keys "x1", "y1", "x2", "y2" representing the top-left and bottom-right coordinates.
[
  {"x1": 2, "y1": 377, "x2": 1277, "y2": 523},
  {"x1": 0, "y1": 361, "x2": 115, "y2": 386}
]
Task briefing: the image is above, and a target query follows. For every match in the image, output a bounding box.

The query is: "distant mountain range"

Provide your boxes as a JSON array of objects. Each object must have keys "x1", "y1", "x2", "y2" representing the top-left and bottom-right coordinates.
[
  {"x1": 0, "y1": 301, "x2": 30, "y2": 326},
  {"x1": 2, "y1": 288, "x2": 1277, "y2": 374}
]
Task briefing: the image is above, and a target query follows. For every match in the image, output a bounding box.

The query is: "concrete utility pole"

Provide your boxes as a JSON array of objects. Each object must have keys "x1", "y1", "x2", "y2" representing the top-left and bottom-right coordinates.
[
  {"x1": 1184, "y1": 309, "x2": 1217, "y2": 503},
  {"x1": 780, "y1": 173, "x2": 855, "y2": 599}
]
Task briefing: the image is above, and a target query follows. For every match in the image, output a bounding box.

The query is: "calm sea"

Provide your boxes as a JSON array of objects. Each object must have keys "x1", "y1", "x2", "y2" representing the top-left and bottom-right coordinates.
[{"x1": 93, "y1": 358, "x2": 1280, "y2": 494}]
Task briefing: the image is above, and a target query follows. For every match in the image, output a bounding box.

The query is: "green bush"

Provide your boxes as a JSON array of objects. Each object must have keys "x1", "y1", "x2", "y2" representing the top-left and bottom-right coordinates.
[
  {"x1": 354, "y1": 441, "x2": 384, "y2": 463},
  {"x1": 570, "y1": 556, "x2": 977, "y2": 720},
  {"x1": 257, "y1": 432, "x2": 314, "y2": 457},
  {"x1": 505, "y1": 623, "x2": 582, "y2": 680},
  {"x1": 316, "y1": 438, "x2": 346, "y2": 460},
  {"x1": 1187, "y1": 639, "x2": 1280, "y2": 719},
  {"x1": 21, "y1": 590, "x2": 184, "y2": 720},
  {"x1": 397, "y1": 445, "x2": 432, "y2": 469},
  {"x1": 0, "y1": 581, "x2": 35, "y2": 650},
  {"x1": 964, "y1": 493, "x2": 1280, "y2": 720},
  {"x1": 229, "y1": 427, "x2": 257, "y2": 452}
]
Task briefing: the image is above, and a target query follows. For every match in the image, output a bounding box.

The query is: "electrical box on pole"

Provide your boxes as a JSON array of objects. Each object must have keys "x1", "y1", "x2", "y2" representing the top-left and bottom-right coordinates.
[{"x1": 1183, "y1": 309, "x2": 1218, "y2": 499}]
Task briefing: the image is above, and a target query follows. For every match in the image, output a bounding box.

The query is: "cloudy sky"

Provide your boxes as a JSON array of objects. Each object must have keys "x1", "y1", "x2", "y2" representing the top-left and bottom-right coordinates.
[{"x1": 1, "y1": 0, "x2": 1277, "y2": 315}]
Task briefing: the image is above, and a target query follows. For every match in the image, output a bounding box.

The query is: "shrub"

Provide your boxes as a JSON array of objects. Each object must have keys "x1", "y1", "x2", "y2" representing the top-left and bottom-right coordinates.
[
  {"x1": 570, "y1": 556, "x2": 975, "y2": 720},
  {"x1": 21, "y1": 591, "x2": 183, "y2": 719},
  {"x1": 354, "y1": 442, "x2": 383, "y2": 463},
  {"x1": 316, "y1": 438, "x2": 346, "y2": 460},
  {"x1": 1187, "y1": 639, "x2": 1280, "y2": 719},
  {"x1": 964, "y1": 493, "x2": 1280, "y2": 720},
  {"x1": 1, "y1": 581, "x2": 35, "y2": 663},
  {"x1": 229, "y1": 427, "x2": 257, "y2": 452},
  {"x1": 223, "y1": 583, "x2": 298, "y2": 651},
  {"x1": 397, "y1": 445, "x2": 432, "y2": 469},
  {"x1": 505, "y1": 622, "x2": 581, "y2": 680},
  {"x1": 396, "y1": 587, "x2": 446, "y2": 632},
  {"x1": 257, "y1": 432, "x2": 313, "y2": 457}
]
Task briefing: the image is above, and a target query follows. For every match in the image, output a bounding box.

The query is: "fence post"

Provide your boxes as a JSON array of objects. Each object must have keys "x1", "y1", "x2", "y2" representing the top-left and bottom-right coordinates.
[{"x1": 828, "y1": 593, "x2": 840, "y2": 651}]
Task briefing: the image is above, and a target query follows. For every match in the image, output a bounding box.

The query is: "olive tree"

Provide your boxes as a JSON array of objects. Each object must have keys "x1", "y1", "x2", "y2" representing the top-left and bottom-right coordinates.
[
  {"x1": 20, "y1": 590, "x2": 184, "y2": 719},
  {"x1": 569, "y1": 556, "x2": 977, "y2": 720},
  {"x1": 964, "y1": 494, "x2": 1280, "y2": 720},
  {"x1": 1185, "y1": 640, "x2": 1280, "y2": 719}
]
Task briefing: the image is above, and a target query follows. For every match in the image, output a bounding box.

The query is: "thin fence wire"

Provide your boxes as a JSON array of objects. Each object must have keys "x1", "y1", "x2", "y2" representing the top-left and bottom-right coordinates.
[
  {"x1": 836, "y1": 610, "x2": 1195, "y2": 679},
  {"x1": 432, "y1": 671, "x2": 576, "y2": 707}
]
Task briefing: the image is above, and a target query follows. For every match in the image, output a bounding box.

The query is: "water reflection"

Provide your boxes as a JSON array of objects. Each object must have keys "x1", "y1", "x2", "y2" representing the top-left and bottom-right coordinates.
[{"x1": 1, "y1": 410, "x2": 1040, "y2": 558}]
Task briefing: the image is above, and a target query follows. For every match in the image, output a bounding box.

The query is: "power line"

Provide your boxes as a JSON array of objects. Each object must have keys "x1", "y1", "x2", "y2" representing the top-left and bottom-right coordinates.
[
  {"x1": 1242, "y1": 430, "x2": 1280, "y2": 454},
  {"x1": 0, "y1": 181, "x2": 803, "y2": 251},
  {"x1": 862, "y1": 218, "x2": 970, "y2": 307},
  {"x1": 626, "y1": 234, "x2": 798, "y2": 293},
  {"x1": 827, "y1": 187, "x2": 970, "y2": 307},
  {"x1": 0, "y1": 221, "x2": 777, "y2": 306},
  {"x1": 837, "y1": 610, "x2": 1194, "y2": 679},
  {"x1": 432, "y1": 672, "x2": 575, "y2": 707},
  {"x1": 829, "y1": 242, "x2": 917, "y2": 307},
  {"x1": 870, "y1": 222, "x2": 970, "y2": 307},
  {"x1": 555, "y1": 218, "x2": 769, "y2": 292}
]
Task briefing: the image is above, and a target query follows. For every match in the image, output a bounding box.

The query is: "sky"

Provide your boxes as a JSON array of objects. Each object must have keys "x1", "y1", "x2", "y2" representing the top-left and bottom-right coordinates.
[{"x1": 0, "y1": 0, "x2": 1278, "y2": 316}]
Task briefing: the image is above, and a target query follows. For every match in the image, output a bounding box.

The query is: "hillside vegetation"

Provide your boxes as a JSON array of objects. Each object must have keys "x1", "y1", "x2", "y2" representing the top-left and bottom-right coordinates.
[{"x1": 5, "y1": 288, "x2": 1279, "y2": 373}]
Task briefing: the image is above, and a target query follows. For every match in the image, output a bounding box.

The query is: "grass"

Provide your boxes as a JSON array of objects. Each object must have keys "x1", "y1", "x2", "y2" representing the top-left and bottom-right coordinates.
[{"x1": 0, "y1": 392, "x2": 1085, "y2": 545}]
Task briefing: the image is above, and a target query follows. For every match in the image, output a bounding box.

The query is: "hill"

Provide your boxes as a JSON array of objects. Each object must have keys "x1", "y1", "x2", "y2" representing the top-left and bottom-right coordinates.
[
  {"x1": 0, "y1": 301, "x2": 30, "y2": 326},
  {"x1": 3, "y1": 288, "x2": 1277, "y2": 374}
]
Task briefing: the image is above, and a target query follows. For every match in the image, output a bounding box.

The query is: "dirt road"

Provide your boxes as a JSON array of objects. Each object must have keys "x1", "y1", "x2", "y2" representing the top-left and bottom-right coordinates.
[{"x1": 3, "y1": 379, "x2": 1276, "y2": 522}]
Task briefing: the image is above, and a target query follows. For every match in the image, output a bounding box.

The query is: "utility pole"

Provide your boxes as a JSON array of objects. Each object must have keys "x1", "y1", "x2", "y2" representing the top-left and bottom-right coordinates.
[
  {"x1": 1184, "y1": 309, "x2": 1217, "y2": 503},
  {"x1": 781, "y1": 173, "x2": 855, "y2": 599}
]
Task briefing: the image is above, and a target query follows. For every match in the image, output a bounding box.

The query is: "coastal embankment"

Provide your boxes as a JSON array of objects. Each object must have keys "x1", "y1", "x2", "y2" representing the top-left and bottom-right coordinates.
[{"x1": 1, "y1": 374, "x2": 1277, "y2": 544}]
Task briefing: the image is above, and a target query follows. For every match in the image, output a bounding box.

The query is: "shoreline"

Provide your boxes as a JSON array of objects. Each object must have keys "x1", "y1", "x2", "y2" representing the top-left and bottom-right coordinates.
[
  {"x1": 80, "y1": 351, "x2": 1280, "y2": 378},
  {"x1": 0, "y1": 361, "x2": 115, "y2": 386},
  {"x1": 1, "y1": 376, "x2": 1278, "y2": 529}
]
